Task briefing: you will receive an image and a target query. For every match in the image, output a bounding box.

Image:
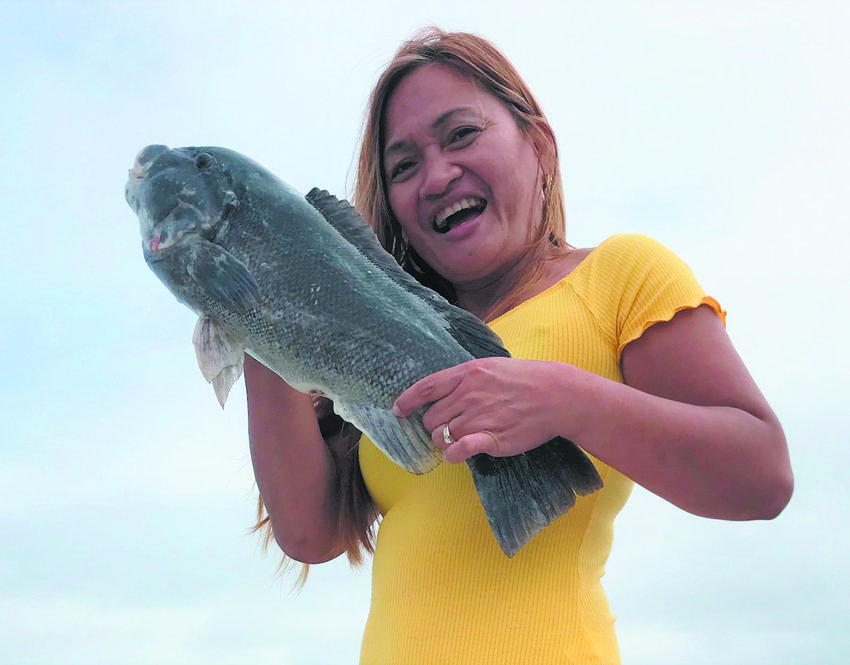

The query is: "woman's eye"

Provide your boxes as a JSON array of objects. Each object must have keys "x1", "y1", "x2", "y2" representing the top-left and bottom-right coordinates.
[
  {"x1": 448, "y1": 126, "x2": 480, "y2": 145},
  {"x1": 390, "y1": 160, "x2": 415, "y2": 181}
]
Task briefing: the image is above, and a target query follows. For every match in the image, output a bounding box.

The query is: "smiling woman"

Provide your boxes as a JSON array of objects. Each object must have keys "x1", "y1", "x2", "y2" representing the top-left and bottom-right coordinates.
[
  {"x1": 355, "y1": 29, "x2": 571, "y2": 320},
  {"x1": 382, "y1": 64, "x2": 547, "y2": 297},
  {"x1": 244, "y1": 27, "x2": 793, "y2": 665}
]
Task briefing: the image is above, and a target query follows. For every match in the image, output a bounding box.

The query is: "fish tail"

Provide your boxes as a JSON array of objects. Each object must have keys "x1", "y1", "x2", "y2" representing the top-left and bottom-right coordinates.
[{"x1": 467, "y1": 436, "x2": 603, "y2": 557}]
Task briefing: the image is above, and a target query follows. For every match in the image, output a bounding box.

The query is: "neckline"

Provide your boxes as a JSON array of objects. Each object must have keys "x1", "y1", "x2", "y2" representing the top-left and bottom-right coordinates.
[{"x1": 486, "y1": 245, "x2": 598, "y2": 326}]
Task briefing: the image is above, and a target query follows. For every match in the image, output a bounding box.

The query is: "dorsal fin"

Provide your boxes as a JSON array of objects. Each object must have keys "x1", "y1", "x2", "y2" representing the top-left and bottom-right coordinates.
[{"x1": 305, "y1": 188, "x2": 509, "y2": 359}]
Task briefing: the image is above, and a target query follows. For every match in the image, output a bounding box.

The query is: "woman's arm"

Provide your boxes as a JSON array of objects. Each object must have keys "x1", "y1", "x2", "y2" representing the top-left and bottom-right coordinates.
[
  {"x1": 393, "y1": 305, "x2": 793, "y2": 520},
  {"x1": 244, "y1": 354, "x2": 347, "y2": 563},
  {"x1": 589, "y1": 304, "x2": 792, "y2": 519}
]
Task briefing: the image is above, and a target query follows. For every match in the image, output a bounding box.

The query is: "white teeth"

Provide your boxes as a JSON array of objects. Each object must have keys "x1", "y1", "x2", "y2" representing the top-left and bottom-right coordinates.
[{"x1": 433, "y1": 197, "x2": 485, "y2": 230}]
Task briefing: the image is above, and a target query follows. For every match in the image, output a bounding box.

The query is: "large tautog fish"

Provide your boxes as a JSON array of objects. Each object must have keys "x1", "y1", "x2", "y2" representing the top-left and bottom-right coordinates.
[{"x1": 124, "y1": 144, "x2": 602, "y2": 557}]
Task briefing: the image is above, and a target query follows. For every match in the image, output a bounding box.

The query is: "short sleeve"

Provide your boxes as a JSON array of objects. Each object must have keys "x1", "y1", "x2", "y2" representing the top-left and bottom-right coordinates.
[{"x1": 578, "y1": 234, "x2": 726, "y2": 358}]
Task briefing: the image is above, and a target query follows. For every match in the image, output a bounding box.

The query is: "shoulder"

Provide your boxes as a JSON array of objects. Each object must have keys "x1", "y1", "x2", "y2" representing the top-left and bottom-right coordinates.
[
  {"x1": 593, "y1": 233, "x2": 684, "y2": 265},
  {"x1": 567, "y1": 234, "x2": 722, "y2": 348},
  {"x1": 570, "y1": 233, "x2": 697, "y2": 292}
]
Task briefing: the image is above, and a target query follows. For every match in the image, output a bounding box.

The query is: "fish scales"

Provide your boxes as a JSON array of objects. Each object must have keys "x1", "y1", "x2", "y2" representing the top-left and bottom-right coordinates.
[
  {"x1": 197, "y1": 185, "x2": 459, "y2": 472},
  {"x1": 125, "y1": 145, "x2": 603, "y2": 556}
]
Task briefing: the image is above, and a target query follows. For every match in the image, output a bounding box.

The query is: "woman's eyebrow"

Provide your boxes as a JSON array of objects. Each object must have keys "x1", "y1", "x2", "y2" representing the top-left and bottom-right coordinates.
[
  {"x1": 432, "y1": 106, "x2": 477, "y2": 129},
  {"x1": 383, "y1": 139, "x2": 412, "y2": 161},
  {"x1": 384, "y1": 107, "x2": 479, "y2": 159}
]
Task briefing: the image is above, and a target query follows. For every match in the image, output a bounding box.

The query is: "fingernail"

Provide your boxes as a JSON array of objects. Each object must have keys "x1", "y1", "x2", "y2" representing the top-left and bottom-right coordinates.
[{"x1": 392, "y1": 403, "x2": 402, "y2": 417}]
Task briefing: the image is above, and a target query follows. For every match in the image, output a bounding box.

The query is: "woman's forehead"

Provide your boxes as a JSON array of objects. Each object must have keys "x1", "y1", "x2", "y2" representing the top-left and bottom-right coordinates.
[{"x1": 383, "y1": 64, "x2": 502, "y2": 143}]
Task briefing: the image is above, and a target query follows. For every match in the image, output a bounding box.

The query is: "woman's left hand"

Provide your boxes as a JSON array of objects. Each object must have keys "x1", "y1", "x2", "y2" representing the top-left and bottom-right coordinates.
[{"x1": 393, "y1": 357, "x2": 573, "y2": 463}]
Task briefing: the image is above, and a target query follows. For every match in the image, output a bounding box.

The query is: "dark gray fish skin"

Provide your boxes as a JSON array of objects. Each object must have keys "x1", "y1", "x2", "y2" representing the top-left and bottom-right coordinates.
[{"x1": 125, "y1": 145, "x2": 602, "y2": 556}]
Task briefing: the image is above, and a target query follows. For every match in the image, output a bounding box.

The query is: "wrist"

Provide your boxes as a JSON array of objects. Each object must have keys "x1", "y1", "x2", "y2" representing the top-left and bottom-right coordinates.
[{"x1": 543, "y1": 361, "x2": 612, "y2": 445}]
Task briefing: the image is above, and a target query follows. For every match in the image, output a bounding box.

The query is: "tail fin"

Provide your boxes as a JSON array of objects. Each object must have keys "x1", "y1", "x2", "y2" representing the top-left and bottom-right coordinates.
[{"x1": 467, "y1": 436, "x2": 603, "y2": 557}]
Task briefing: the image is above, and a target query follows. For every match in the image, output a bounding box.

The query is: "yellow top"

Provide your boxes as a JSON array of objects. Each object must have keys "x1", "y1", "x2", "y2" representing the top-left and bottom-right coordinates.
[{"x1": 358, "y1": 234, "x2": 724, "y2": 665}]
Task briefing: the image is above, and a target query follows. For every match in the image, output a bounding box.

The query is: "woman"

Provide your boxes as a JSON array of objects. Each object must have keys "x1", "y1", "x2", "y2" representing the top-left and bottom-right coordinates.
[{"x1": 245, "y1": 28, "x2": 793, "y2": 664}]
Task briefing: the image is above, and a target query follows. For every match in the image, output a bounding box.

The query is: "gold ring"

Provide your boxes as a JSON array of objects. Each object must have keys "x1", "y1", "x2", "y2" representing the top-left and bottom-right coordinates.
[{"x1": 443, "y1": 423, "x2": 455, "y2": 446}]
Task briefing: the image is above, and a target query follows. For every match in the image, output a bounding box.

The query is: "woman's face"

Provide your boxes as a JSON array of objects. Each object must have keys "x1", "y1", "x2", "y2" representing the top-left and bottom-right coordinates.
[{"x1": 383, "y1": 63, "x2": 543, "y2": 289}]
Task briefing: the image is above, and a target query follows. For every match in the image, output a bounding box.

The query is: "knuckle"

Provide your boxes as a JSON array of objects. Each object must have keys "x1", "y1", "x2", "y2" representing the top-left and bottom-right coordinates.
[
  {"x1": 418, "y1": 376, "x2": 437, "y2": 398},
  {"x1": 465, "y1": 359, "x2": 491, "y2": 382},
  {"x1": 466, "y1": 359, "x2": 486, "y2": 373}
]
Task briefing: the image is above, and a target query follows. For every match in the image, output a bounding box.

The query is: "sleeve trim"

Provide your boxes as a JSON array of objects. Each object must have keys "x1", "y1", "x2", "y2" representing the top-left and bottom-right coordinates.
[{"x1": 617, "y1": 296, "x2": 727, "y2": 356}]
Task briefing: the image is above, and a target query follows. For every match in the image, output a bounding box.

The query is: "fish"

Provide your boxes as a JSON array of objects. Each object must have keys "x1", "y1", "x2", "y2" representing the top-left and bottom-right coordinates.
[{"x1": 124, "y1": 144, "x2": 603, "y2": 557}]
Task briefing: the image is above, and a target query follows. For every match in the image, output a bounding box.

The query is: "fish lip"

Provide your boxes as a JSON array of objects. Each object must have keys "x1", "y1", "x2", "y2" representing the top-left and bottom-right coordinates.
[
  {"x1": 428, "y1": 193, "x2": 488, "y2": 231},
  {"x1": 130, "y1": 144, "x2": 171, "y2": 180},
  {"x1": 145, "y1": 233, "x2": 174, "y2": 258},
  {"x1": 143, "y1": 235, "x2": 170, "y2": 263},
  {"x1": 142, "y1": 201, "x2": 187, "y2": 257},
  {"x1": 128, "y1": 163, "x2": 147, "y2": 180},
  {"x1": 126, "y1": 146, "x2": 171, "y2": 211}
]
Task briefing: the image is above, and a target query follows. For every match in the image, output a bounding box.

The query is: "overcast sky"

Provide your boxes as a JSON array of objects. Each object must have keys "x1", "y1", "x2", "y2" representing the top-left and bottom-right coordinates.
[{"x1": 2, "y1": 1, "x2": 848, "y2": 664}]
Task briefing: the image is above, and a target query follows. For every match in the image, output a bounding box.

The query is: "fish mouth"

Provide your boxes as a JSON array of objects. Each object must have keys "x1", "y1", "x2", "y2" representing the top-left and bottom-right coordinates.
[
  {"x1": 432, "y1": 197, "x2": 487, "y2": 234},
  {"x1": 145, "y1": 192, "x2": 235, "y2": 256},
  {"x1": 128, "y1": 163, "x2": 147, "y2": 180},
  {"x1": 126, "y1": 145, "x2": 171, "y2": 212},
  {"x1": 129, "y1": 145, "x2": 170, "y2": 180},
  {"x1": 145, "y1": 201, "x2": 201, "y2": 255}
]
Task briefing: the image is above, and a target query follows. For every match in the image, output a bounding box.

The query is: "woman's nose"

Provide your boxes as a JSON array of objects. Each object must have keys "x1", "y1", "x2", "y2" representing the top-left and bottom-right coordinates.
[{"x1": 419, "y1": 148, "x2": 462, "y2": 199}]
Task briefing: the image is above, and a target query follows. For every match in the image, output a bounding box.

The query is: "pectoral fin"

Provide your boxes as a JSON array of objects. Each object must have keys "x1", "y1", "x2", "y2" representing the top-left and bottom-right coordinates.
[
  {"x1": 186, "y1": 240, "x2": 260, "y2": 314},
  {"x1": 193, "y1": 315, "x2": 245, "y2": 407}
]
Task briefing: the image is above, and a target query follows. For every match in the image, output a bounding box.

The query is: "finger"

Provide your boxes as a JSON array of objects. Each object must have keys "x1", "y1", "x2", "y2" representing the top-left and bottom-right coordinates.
[
  {"x1": 442, "y1": 431, "x2": 500, "y2": 464},
  {"x1": 393, "y1": 366, "x2": 465, "y2": 417},
  {"x1": 421, "y1": 397, "x2": 464, "y2": 432},
  {"x1": 431, "y1": 419, "x2": 463, "y2": 450},
  {"x1": 432, "y1": 422, "x2": 453, "y2": 450}
]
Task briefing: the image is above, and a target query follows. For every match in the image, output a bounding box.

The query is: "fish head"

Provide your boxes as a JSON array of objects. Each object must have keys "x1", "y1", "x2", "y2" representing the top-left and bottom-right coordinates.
[{"x1": 125, "y1": 145, "x2": 241, "y2": 262}]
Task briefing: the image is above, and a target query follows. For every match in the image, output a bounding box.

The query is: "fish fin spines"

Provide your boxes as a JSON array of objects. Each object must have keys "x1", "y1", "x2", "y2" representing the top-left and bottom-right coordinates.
[
  {"x1": 304, "y1": 188, "x2": 508, "y2": 359},
  {"x1": 444, "y1": 314, "x2": 510, "y2": 359},
  {"x1": 304, "y1": 188, "x2": 410, "y2": 278}
]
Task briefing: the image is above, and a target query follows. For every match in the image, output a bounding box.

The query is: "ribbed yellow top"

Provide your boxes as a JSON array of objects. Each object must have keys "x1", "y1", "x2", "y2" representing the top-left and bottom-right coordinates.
[{"x1": 358, "y1": 234, "x2": 724, "y2": 664}]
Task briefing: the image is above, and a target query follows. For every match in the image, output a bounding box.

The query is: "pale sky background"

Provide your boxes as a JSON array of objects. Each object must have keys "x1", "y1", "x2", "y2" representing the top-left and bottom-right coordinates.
[{"x1": 1, "y1": 1, "x2": 848, "y2": 664}]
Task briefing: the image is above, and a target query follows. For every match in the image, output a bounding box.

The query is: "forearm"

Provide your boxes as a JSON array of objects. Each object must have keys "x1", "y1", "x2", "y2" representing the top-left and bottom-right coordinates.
[
  {"x1": 244, "y1": 354, "x2": 344, "y2": 563},
  {"x1": 558, "y1": 367, "x2": 792, "y2": 520},
  {"x1": 396, "y1": 301, "x2": 792, "y2": 520}
]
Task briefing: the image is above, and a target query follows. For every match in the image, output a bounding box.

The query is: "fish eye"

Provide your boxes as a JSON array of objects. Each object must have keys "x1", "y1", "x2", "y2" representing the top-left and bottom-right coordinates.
[{"x1": 194, "y1": 152, "x2": 213, "y2": 168}]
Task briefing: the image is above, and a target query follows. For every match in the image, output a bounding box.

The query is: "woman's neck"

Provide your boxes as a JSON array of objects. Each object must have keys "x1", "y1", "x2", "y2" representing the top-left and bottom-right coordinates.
[{"x1": 455, "y1": 248, "x2": 581, "y2": 321}]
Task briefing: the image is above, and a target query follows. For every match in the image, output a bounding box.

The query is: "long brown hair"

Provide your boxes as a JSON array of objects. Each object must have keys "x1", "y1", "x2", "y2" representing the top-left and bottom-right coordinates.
[{"x1": 255, "y1": 27, "x2": 568, "y2": 578}]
